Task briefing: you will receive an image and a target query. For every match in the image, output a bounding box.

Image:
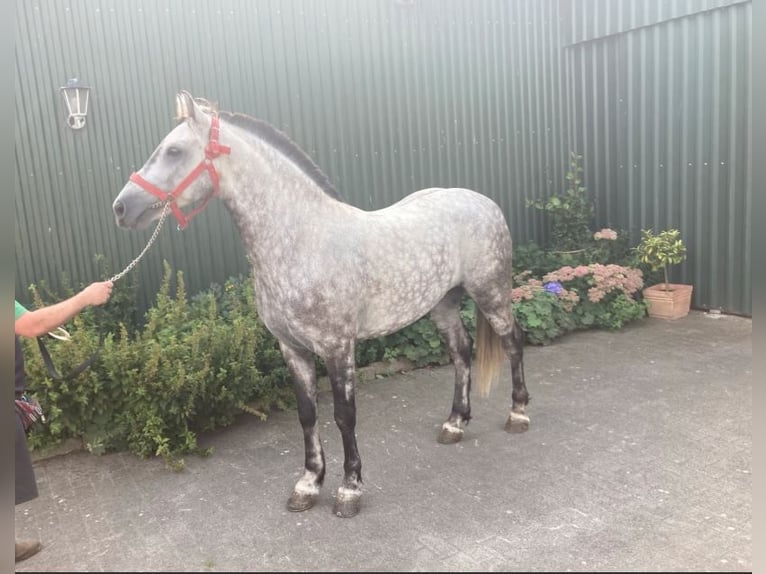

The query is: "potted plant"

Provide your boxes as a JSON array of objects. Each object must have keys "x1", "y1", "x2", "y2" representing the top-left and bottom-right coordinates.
[{"x1": 634, "y1": 228, "x2": 693, "y2": 320}]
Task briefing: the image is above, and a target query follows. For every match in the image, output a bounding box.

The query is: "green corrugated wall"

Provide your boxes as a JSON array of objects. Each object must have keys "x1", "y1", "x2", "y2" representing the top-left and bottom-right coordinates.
[
  {"x1": 563, "y1": 0, "x2": 751, "y2": 314},
  {"x1": 14, "y1": 0, "x2": 751, "y2": 316}
]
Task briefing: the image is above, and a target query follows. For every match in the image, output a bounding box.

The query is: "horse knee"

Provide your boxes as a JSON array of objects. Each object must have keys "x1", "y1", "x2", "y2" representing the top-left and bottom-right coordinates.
[
  {"x1": 334, "y1": 403, "x2": 356, "y2": 433},
  {"x1": 296, "y1": 397, "x2": 318, "y2": 429}
]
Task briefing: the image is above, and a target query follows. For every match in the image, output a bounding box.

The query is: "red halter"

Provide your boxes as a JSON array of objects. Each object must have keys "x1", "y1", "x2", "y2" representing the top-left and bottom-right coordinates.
[{"x1": 129, "y1": 115, "x2": 231, "y2": 229}]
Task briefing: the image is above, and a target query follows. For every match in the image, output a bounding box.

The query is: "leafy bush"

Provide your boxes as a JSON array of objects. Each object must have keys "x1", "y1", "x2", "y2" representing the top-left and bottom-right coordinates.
[
  {"x1": 526, "y1": 151, "x2": 594, "y2": 251},
  {"x1": 22, "y1": 263, "x2": 293, "y2": 468},
  {"x1": 633, "y1": 228, "x2": 688, "y2": 290},
  {"x1": 521, "y1": 151, "x2": 636, "y2": 276}
]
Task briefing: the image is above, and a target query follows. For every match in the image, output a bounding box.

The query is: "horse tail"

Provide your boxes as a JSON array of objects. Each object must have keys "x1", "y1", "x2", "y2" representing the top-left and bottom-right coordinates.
[{"x1": 475, "y1": 310, "x2": 505, "y2": 398}]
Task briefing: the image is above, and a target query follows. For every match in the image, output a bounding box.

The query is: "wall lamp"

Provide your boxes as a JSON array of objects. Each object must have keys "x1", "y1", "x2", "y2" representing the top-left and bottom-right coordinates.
[{"x1": 59, "y1": 78, "x2": 91, "y2": 130}]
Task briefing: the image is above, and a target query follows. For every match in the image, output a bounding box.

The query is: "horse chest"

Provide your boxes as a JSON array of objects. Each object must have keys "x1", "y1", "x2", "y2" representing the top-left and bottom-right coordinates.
[{"x1": 252, "y1": 275, "x2": 357, "y2": 353}]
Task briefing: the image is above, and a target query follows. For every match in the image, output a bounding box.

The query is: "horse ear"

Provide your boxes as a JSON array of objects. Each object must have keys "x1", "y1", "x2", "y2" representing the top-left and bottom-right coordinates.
[
  {"x1": 175, "y1": 92, "x2": 213, "y2": 137},
  {"x1": 176, "y1": 91, "x2": 195, "y2": 121}
]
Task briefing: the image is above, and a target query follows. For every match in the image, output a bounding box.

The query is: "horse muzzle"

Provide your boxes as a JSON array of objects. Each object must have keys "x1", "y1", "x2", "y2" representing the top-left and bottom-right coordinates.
[{"x1": 112, "y1": 184, "x2": 161, "y2": 230}]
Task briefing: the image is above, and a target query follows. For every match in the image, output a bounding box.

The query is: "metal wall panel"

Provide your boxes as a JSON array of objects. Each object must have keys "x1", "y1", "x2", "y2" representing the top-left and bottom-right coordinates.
[
  {"x1": 561, "y1": 0, "x2": 748, "y2": 45},
  {"x1": 14, "y1": 0, "x2": 751, "y2": 316},
  {"x1": 14, "y1": 0, "x2": 567, "y2": 313},
  {"x1": 565, "y1": 1, "x2": 751, "y2": 314}
]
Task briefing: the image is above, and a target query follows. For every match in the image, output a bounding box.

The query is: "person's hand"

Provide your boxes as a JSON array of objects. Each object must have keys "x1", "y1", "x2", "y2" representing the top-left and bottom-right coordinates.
[{"x1": 80, "y1": 281, "x2": 114, "y2": 307}]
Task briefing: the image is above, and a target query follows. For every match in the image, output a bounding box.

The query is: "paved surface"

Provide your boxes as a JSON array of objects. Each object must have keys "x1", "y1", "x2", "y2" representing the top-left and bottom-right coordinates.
[{"x1": 15, "y1": 311, "x2": 751, "y2": 572}]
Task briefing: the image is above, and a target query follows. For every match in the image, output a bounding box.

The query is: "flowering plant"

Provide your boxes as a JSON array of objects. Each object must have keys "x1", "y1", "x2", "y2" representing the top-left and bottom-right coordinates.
[
  {"x1": 543, "y1": 264, "x2": 644, "y2": 303},
  {"x1": 538, "y1": 264, "x2": 646, "y2": 330},
  {"x1": 510, "y1": 273, "x2": 577, "y2": 344},
  {"x1": 593, "y1": 228, "x2": 618, "y2": 241},
  {"x1": 511, "y1": 264, "x2": 647, "y2": 344}
]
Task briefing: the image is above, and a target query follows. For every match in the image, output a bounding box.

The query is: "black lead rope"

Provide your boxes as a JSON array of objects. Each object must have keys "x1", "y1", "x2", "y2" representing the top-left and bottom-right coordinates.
[
  {"x1": 36, "y1": 333, "x2": 105, "y2": 381},
  {"x1": 35, "y1": 309, "x2": 107, "y2": 382}
]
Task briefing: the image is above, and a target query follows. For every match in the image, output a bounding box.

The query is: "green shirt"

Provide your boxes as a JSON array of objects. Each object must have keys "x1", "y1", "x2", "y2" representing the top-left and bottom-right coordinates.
[{"x1": 15, "y1": 300, "x2": 29, "y2": 320}]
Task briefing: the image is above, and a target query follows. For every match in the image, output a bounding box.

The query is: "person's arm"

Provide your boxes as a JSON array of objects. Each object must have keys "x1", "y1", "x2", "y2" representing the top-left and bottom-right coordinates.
[{"x1": 15, "y1": 281, "x2": 114, "y2": 338}]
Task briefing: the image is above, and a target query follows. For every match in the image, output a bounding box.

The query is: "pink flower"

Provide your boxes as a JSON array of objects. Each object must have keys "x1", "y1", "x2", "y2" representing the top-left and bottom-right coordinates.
[
  {"x1": 514, "y1": 263, "x2": 643, "y2": 309},
  {"x1": 574, "y1": 265, "x2": 590, "y2": 277},
  {"x1": 594, "y1": 228, "x2": 618, "y2": 241},
  {"x1": 513, "y1": 270, "x2": 533, "y2": 284},
  {"x1": 512, "y1": 285, "x2": 540, "y2": 303}
]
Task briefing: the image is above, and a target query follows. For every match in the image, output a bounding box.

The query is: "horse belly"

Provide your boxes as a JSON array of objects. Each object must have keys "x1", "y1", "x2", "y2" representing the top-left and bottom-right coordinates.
[{"x1": 356, "y1": 261, "x2": 459, "y2": 340}]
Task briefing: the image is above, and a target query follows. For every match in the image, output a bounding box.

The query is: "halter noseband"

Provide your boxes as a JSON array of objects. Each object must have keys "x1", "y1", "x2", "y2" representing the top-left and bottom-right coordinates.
[{"x1": 129, "y1": 115, "x2": 231, "y2": 229}]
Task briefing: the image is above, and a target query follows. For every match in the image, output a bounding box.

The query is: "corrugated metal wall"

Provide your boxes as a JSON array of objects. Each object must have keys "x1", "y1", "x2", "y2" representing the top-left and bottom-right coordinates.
[
  {"x1": 14, "y1": 0, "x2": 751, "y2": 316},
  {"x1": 564, "y1": 0, "x2": 751, "y2": 314},
  {"x1": 561, "y1": 0, "x2": 744, "y2": 45},
  {"x1": 14, "y1": 0, "x2": 566, "y2": 313}
]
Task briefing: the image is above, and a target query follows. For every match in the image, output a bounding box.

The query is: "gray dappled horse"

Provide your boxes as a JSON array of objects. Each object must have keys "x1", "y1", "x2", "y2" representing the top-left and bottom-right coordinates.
[{"x1": 113, "y1": 92, "x2": 530, "y2": 518}]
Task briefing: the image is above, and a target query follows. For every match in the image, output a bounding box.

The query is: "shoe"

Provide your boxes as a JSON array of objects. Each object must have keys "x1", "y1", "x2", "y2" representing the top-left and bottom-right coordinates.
[{"x1": 15, "y1": 538, "x2": 42, "y2": 562}]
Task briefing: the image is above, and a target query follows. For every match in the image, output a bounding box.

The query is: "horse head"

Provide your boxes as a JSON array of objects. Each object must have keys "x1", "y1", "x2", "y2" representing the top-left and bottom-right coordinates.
[{"x1": 112, "y1": 91, "x2": 229, "y2": 230}]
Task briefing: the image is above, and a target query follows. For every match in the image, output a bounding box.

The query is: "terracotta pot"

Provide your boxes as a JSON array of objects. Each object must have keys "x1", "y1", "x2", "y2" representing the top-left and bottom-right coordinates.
[{"x1": 642, "y1": 283, "x2": 693, "y2": 320}]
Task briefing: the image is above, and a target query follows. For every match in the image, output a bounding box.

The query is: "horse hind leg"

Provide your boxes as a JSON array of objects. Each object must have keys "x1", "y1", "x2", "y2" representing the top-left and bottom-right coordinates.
[
  {"x1": 503, "y1": 318, "x2": 530, "y2": 433},
  {"x1": 472, "y1": 296, "x2": 531, "y2": 433},
  {"x1": 430, "y1": 288, "x2": 473, "y2": 444}
]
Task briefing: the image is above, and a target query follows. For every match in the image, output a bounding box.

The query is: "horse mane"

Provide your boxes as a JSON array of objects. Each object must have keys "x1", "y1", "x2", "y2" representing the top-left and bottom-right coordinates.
[{"x1": 217, "y1": 109, "x2": 343, "y2": 202}]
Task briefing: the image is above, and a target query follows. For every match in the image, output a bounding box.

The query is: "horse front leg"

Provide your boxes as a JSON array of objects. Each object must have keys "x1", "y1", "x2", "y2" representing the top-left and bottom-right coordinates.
[
  {"x1": 325, "y1": 346, "x2": 363, "y2": 518},
  {"x1": 280, "y1": 342, "x2": 326, "y2": 512}
]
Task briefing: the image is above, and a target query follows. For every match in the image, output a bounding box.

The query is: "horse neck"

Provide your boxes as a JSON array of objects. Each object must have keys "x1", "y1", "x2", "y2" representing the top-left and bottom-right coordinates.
[{"x1": 217, "y1": 126, "x2": 347, "y2": 267}]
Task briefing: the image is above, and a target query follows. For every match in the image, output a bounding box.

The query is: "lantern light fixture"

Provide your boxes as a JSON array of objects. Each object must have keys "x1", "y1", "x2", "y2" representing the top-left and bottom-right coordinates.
[{"x1": 58, "y1": 78, "x2": 91, "y2": 130}]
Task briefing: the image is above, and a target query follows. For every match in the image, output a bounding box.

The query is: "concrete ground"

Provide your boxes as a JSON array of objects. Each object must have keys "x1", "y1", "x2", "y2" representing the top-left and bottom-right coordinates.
[{"x1": 15, "y1": 311, "x2": 751, "y2": 572}]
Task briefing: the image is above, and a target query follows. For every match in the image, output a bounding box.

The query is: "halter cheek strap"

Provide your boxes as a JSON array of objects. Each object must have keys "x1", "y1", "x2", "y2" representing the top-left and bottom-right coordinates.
[{"x1": 129, "y1": 115, "x2": 231, "y2": 229}]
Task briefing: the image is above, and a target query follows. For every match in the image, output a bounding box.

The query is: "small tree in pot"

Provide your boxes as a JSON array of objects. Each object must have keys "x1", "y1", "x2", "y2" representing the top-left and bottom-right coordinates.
[{"x1": 634, "y1": 229, "x2": 692, "y2": 319}]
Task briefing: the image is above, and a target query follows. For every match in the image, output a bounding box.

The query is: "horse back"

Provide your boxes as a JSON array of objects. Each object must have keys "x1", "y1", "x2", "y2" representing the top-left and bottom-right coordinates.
[{"x1": 352, "y1": 188, "x2": 512, "y2": 339}]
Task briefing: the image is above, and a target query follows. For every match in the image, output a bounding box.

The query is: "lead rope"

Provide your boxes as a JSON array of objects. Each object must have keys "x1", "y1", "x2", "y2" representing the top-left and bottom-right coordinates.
[
  {"x1": 46, "y1": 202, "x2": 171, "y2": 343},
  {"x1": 36, "y1": 203, "x2": 172, "y2": 382},
  {"x1": 109, "y1": 203, "x2": 171, "y2": 282}
]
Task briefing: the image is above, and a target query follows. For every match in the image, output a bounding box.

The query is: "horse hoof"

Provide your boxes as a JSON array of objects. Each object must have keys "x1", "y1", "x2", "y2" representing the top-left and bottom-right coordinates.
[
  {"x1": 287, "y1": 492, "x2": 317, "y2": 512},
  {"x1": 504, "y1": 412, "x2": 530, "y2": 433},
  {"x1": 333, "y1": 498, "x2": 361, "y2": 518},
  {"x1": 437, "y1": 424, "x2": 464, "y2": 444},
  {"x1": 333, "y1": 488, "x2": 361, "y2": 518}
]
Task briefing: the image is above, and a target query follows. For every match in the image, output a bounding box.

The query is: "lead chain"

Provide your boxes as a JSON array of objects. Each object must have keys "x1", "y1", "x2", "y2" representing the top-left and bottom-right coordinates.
[{"x1": 109, "y1": 203, "x2": 171, "y2": 282}]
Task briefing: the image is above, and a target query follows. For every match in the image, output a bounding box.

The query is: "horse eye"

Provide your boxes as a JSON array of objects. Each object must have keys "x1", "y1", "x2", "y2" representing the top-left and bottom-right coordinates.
[{"x1": 166, "y1": 146, "x2": 183, "y2": 157}]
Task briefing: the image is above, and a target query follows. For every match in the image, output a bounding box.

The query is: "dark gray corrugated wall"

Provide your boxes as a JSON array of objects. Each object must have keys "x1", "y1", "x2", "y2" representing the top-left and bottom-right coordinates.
[
  {"x1": 14, "y1": 0, "x2": 751, "y2": 316},
  {"x1": 14, "y1": 0, "x2": 566, "y2": 313},
  {"x1": 563, "y1": 0, "x2": 751, "y2": 315}
]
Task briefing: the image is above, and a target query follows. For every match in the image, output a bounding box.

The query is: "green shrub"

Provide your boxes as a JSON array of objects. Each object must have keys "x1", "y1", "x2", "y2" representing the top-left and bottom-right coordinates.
[
  {"x1": 512, "y1": 288, "x2": 570, "y2": 345},
  {"x1": 526, "y1": 151, "x2": 594, "y2": 251},
  {"x1": 521, "y1": 151, "x2": 637, "y2": 277},
  {"x1": 22, "y1": 262, "x2": 293, "y2": 468},
  {"x1": 633, "y1": 228, "x2": 688, "y2": 291}
]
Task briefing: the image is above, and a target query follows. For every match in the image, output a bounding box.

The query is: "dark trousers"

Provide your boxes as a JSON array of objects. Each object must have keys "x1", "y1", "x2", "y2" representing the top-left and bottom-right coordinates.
[{"x1": 15, "y1": 413, "x2": 38, "y2": 505}]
